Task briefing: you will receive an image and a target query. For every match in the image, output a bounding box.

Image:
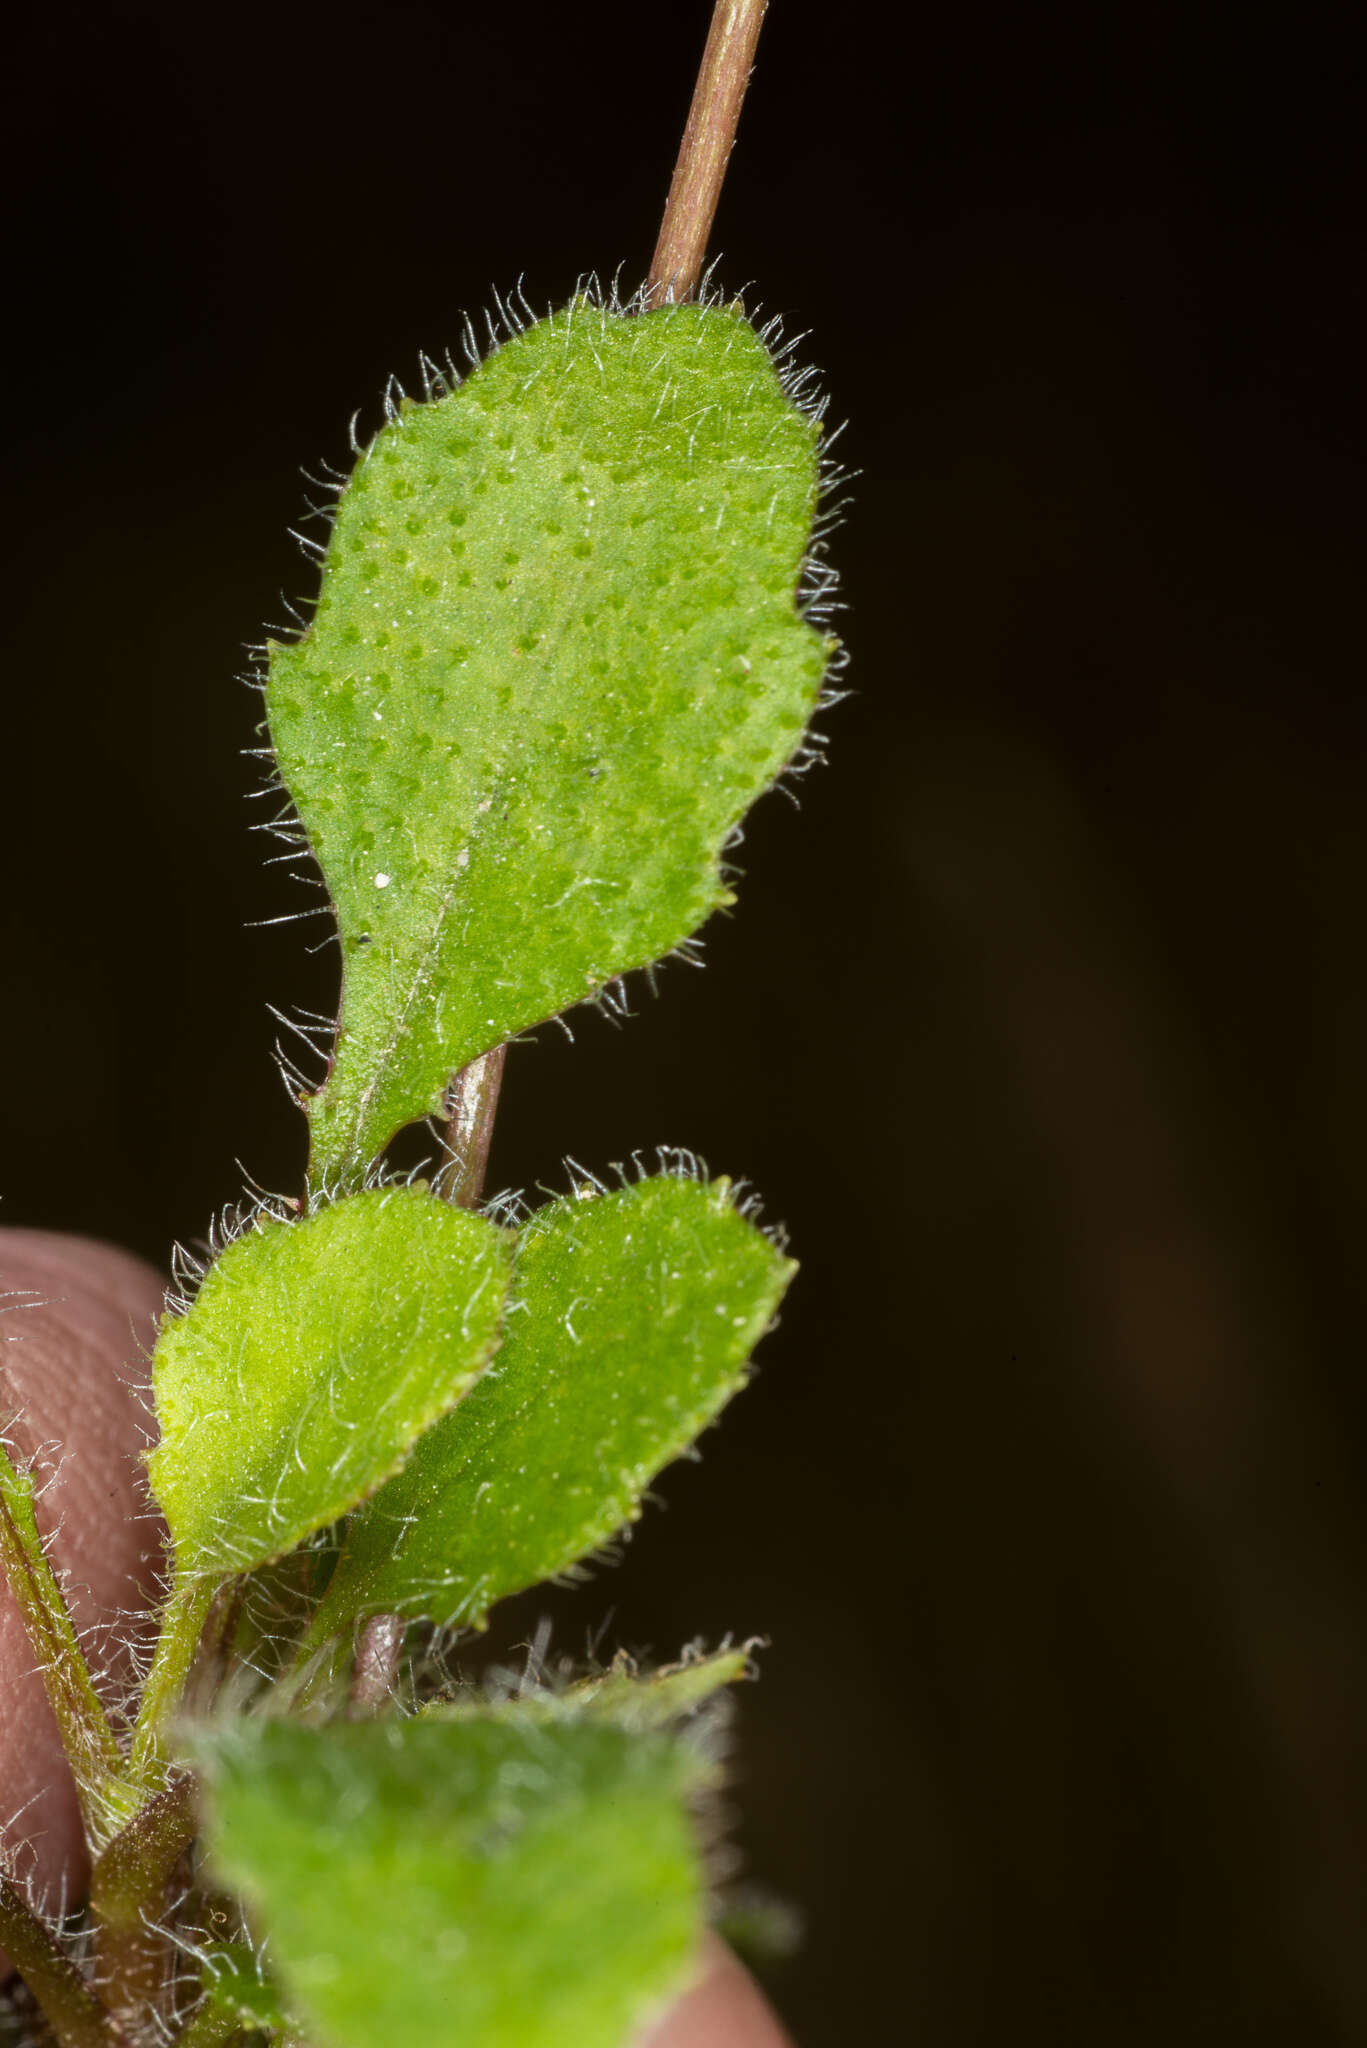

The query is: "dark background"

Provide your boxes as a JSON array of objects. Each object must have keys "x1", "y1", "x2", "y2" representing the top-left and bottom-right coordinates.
[{"x1": 2, "y1": 2, "x2": 1365, "y2": 2039}]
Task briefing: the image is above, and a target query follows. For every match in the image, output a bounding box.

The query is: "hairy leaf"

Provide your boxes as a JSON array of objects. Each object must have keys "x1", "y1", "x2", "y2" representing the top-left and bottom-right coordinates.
[
  {"x1": 147, "y1": 1189, "x2": 510, "y2": 1584},
  {"x1": 564, "y1": 1644, "x2": 755, "y2": 1728},
  {"x1": 417, "y1": 1646, "x2": 752, "y2": 1733},
  {"x1": 197, "y1": 1944, "x2": 290, "y2": 2033},
  {"x1": 192, "y1": 1710, "x2": 705, "y2": 2048},
  {"x1": 306, "y1": 1173, "x2": 793, "y2": 1641},
  {"x1": 268, "y1": 298, "x2": 829, "y2": 1183}
]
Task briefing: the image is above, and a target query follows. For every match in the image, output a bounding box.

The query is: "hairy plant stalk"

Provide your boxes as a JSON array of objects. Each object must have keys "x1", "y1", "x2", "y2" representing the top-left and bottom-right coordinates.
[
  {"x1": 89, "y1": 1779, "x2": 196, "y2": 2027},
  {"x1": 0, "y1": 1459, "x2": 132, "y2": 1847},
  {"x1": 362, "y1": 1052, "x2": 509, "y2": 1698},
  {"x1": 0, "y1": 1871, "x2": 121, "y2": 2048},
  {"x1": 179, "y1": 1581, "x2": 246, "y2": 1721},
  {"x1": 130, "y1": 1579, "x2": 219, "y2": 1782}
]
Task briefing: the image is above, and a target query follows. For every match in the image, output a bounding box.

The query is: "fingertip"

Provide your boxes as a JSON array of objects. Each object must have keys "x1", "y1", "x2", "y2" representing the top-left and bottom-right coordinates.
[{"x1": 641, "y1": 1935, "x2": 795, "y2": 2048}]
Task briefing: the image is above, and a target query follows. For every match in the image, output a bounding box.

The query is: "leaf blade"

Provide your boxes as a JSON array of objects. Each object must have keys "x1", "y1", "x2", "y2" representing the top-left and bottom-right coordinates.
[
  {"x1": 309, "y1": 1173, "x2": 793, "y2": 1640},
  {"x1": 147, "y1": 1188, "x2": 511, "y2": 1585},
  {"x1": 268, "y1": 299, "x2": 829, "y2": 1182},
  {"x1": 192, "y1": 1710, "x2": 705, "y2": 2048}
]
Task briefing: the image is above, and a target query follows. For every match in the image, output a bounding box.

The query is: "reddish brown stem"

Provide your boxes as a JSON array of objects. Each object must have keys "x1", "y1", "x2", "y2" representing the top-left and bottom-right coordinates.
[
  {"x1": 646, "y1": 0, "x2": 770, "y2": 306},
  {"x1": 348, "y1": 1613, "x2": 406, "y2": 1716},
  {"x1": 439, "y1": 1045, "x2": 506, "y2": 1210}
]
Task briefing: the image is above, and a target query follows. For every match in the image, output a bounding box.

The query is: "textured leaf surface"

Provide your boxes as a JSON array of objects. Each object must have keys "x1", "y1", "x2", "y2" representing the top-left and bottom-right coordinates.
[
  {"x1": 564, "y1": 1645, "x2": 754, "y2": 1728},
  {"x1": 147, "y1": 1189, "x2": 511, "y2": 1583},
  {"x1": 199, "y1": 1943, "x2": 289, "y2": 2031},
  {"x1": 192, "y1": 1710, "x2": 704, "y2": 2048},
  {"x1": 268, "y1": 299, "x2": 828, "y2": 1182},
  {"x1": 307, "y1": 1174, "x2": 793, "y2": 1641},
  {"x1": 418, "y1": 1647, "x2": 751, "y2": 1733}
]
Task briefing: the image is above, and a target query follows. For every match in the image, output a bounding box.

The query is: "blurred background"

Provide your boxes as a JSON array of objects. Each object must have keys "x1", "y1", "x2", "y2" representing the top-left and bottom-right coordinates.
[{"x1": 2, "y1": 1, "x2": 1364, "y2": 2039}]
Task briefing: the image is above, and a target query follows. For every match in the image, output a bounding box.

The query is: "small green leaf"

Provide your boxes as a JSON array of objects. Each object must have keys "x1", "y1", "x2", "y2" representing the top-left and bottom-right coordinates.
[
  {"x1": 268, "y1": 298, "x2": 829, "y2": 1183},
  {"x1": 307, "y1": 1173, "x2": 793, "y2": 1641},
  {"x1": 192, "y1": 1710, "x2": 706, "y2": 2048},
  {"x1": 420, "y1": 1645, "x2": 752, "y2": 1731},
  {"x1": 564, "y1": 1644, "x2": 755, "y2": 1728},
  {"x1": 199, "y1": 1943, "x2": 290, "y2": 2031},
  {"x1": 147, "y1": 1188, "x2": 511, "y2": 1585}
]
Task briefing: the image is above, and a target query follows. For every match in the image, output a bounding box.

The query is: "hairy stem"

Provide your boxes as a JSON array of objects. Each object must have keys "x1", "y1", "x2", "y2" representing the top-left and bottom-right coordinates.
[
  {"x1": 178, "y1": 1580, "x2": 245, "y2": 1720},
  {"x1": 646, "y1": 0, "x2": 770, "y2": 306},
  {"x1": 352, "y1": 1052, "x2": 509, "y2": 1695},
  {"x1": 129, "y1": 1579, "x2": 218, "y2": 1783},
  {"x1": 0, "y1": 1448, "x2": 133, "y2": 1850},
  {"x1": 89, "y1": 1778, "x2": 196, "y2": 2026},
  {"x1": 0, "y1": 1870, "x2": 122, "y2": 2048}
]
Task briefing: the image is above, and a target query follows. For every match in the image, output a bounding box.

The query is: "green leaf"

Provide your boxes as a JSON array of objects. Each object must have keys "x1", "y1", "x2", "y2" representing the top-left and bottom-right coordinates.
[
  {"x1": 268, "y1": 298, "x2": 830, "y2": 1183},
  {"x1": 563, "y1": 1644, "x2": 755, "y2": 1729},
  {"x1": 147, "y1": 1188, "x2": 511, "y2": 1585},
  {"x1": 192, "y1": 1709, "x2": 706, "y2": 2048},
  {"x1": 306, "y1": 1173, "x2": 793, "y2": 1643},
  {"x1": 419, "y1": 1645, "x2": 752, "y2": 1732},
  {"x1": 198, "y1": 1943, "x2": 290, "y2": 2031}
]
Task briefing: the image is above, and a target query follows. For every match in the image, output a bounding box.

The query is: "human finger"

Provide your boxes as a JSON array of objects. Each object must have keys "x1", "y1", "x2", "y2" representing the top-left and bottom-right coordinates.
[{"x1": 641, "y1": 1934, "x2": 795, "y2": 2047}]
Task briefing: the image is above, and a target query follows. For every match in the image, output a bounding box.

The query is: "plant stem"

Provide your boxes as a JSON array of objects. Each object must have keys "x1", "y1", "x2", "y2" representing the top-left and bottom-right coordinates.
[
  {"x1": 129, "y1": 1578, "x2": 218, "y2": 1783},
  {"x1": 438, "y1": 1045, "x2": 506, "y2": 1209},
  {"x1": 362, "y1": 1052, "x2": 507, "y2": 1703},
  {"x1": 0, "y1": 1447, "x2": 133, "y2": 1851},
  {"x1": 348, "y1": 1611, "x2": 405, "y2": 1715},
  {"x1": 178, "y1": 1580, "x2": 245, "y2": 1720},
  {"x1": 646, "y1": 0, "x2": 770, "y2": 306},
  {"x1": 89, "y1": 1777, "x2": 195, "y2": 2027},
  {"x1": 0, "y1": 1871, "x2": 122, "y2": 2048}
]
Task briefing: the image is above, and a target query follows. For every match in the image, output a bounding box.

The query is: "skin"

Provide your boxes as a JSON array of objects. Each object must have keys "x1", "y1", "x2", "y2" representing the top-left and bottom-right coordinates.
[{"x1": 0, "y1": 1229, "x2": 793, "y2": 2045}]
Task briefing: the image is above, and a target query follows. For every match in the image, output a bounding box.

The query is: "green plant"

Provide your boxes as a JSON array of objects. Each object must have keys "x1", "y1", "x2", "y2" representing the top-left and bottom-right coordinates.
[{"x1": 0, "y1": 5, "x2": 843, "y2": 2043}]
